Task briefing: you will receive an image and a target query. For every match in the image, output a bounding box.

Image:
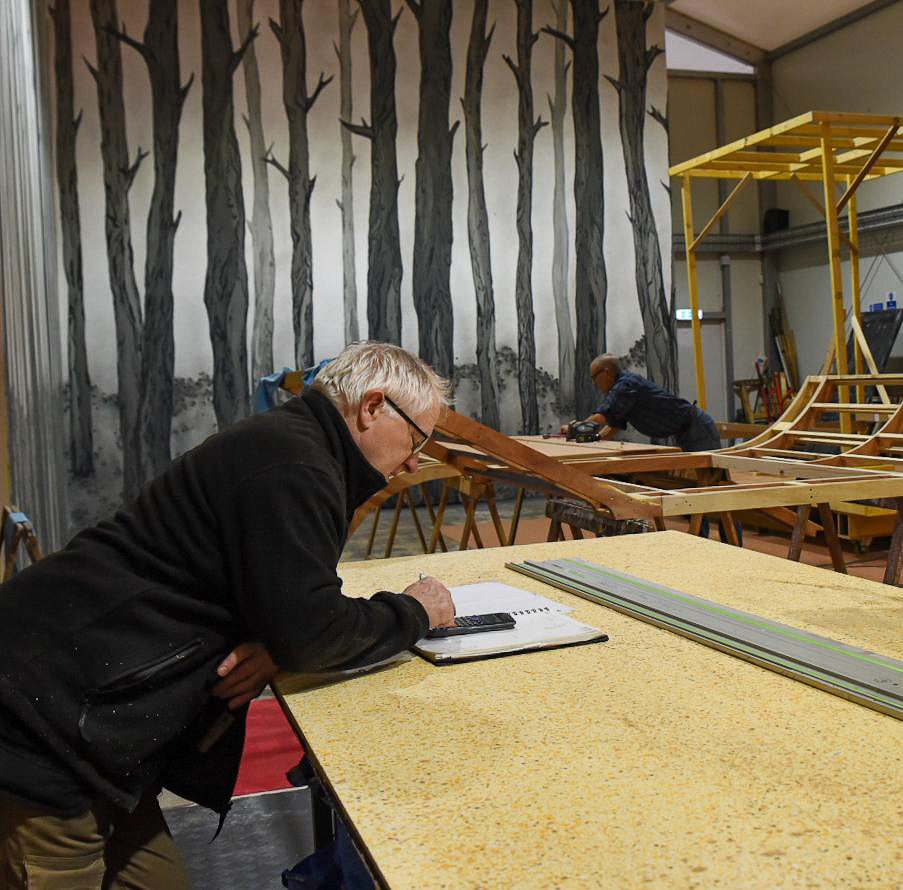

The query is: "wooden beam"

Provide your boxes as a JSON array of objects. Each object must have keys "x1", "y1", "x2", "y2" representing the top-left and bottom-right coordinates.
[
  {"x1": 819, "y1": 122, "x2": 851, "y2": 428},
  {"x1": 689, "y1": 173, "x2": 753, "y2": 252},
  {"x1": 657, "y1": 476, "x2": 903, "y2": 516},
  {"x1": 789, "y1": 175, "x2": 858, "y2": 255},
  {"x1": 681, "y1": 176, "x2": 707, "y2": 410},
  {"x1": 433, "y1": 409, "x2": 660, "y2": 519},
  {"x1": 837, "y1": 121, "x2": 900, "y2": 213},
  {"x1": 816, "y1": 502, "x2": 847, "y2": 574},
  {"x1": 847, "y1": 316, "x2": 891, "y2": 404}
]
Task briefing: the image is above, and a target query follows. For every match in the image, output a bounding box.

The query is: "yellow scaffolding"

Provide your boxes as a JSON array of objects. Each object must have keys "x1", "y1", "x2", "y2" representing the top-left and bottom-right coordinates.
[{"x1": 669, "y1": 110, "x2": 903, "y2": 429}]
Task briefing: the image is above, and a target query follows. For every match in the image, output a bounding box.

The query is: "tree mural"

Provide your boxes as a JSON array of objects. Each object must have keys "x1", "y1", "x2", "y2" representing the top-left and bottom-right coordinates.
[
  {"x1": 239, "y1": 0, "x2": 277, "y2": 385},
  {"x1": 504, "y1": 0, "x2": 546, "y2": 434},
  {"x1": 200, "y1": 0, "x2": 254, "y2": 428},
  {"x1": 344, "y1": 0, "x2": 402, "y2": 344},
  {"x1": 547, "y1": 0, "x2": 575, "y2": 408},
  {"x1": 546, "y1": 0, "x2": 608, "y2": 419},
  {"x1": 50, "y1": 0, "x2": 92, "y2": 478},
  {"x1": 87, "y1": 0, "x2": 145, "y2": 500},
  {"x1": 111, "y1": 0, "x2": 193, "y2": 481},
  {"x1": 269, "y1": 0, "x2": 332, "y2": 369},
  {"x1": 462, "y1": 0, "x2": 499, "y2": 428},
  {"x1": 335, "y1": 0, "x2": 360, "y2": 344},
  {"x1": 571, "y1": 0, "x2": 608, "y2": 420},
  {"x1": 406, "y1": 0, "x2": 457, "y2": 379},
  {"x1": 608, "y1": 0, "x2": 676, "y2": 390}
]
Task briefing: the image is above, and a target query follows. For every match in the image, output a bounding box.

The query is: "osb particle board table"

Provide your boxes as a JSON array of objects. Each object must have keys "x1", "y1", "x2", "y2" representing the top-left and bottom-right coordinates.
[{"x1": 274, "y1": 532, "x2": 903, "y2": 889}]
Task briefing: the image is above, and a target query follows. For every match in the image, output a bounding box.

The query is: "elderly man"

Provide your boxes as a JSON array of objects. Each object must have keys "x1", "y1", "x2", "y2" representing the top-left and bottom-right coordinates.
[
  {"x1": 0, "y1": 341, "x2": 455, "y2": 889},
  {"x1": 562, "y1": 353, "x2": 720, "y2": 452}
]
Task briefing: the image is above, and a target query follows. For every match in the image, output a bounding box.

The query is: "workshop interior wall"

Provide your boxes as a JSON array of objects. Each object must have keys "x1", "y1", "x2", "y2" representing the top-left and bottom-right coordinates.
[
  {"x1": 50, "y1": 0, "x2": 671, "y2": 529},
  {"x1": 668, "y1": 72, "x2": 761, "y2": 418},
  {"x1": 770, "y1": 1, "x2": 903, "y2": 382}
]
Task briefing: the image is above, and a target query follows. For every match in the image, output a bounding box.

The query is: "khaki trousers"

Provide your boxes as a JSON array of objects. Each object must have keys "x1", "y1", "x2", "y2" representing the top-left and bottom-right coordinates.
[{"x1": 0, "y1": 792, "x2": 190, "y2": 890}]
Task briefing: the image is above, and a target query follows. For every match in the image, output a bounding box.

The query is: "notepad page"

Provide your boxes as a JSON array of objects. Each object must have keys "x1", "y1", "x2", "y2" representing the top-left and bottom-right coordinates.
[
  {"x1": 449, "y1": 581, "x2": 573, "y2": 616},
  {"x1": 415, "y1": 609, "x2": 603, "y2": 660}
]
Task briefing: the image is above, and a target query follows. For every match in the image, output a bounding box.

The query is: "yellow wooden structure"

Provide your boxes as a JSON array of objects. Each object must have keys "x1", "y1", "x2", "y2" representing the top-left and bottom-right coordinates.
[{"x1": 670, "y1": 110, "x2": 903, "y2": 427}]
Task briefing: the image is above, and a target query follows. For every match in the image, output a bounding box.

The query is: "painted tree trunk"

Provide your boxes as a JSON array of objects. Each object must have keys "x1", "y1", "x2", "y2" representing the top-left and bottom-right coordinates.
[
  {"x1": 337, "y1": 0, "x2": 359, "y2": 345},
  {"x1": 50, "y1": 0, "x2": 93, "y2": 477},
  {"x1": 200, "y1": 0, "x2": 251, "y2": 429},
  {"x1": 610, "y1": 0, "x2": 676, "y2": 390},
  {"x1": 548, "y1": 0, "x2": 575, "y2": 410},
  {"x1": 239, "y1": 0, "x2": 276, "y2": 385},
  {"x1": 504, "y1": 0, "x2": 545, "y2": 434},
  {"x1": 462, "y1": 0, "x2": 499, "y2": 428},
  {"x1": 88, "y1": 0, "x2": 144, "y2": 501},
  {"x1": 271, "y1": 0, "x2": 330, "y2": 369},
  {"x1": 408, "y1": 0, "x2": 456, "y2": 379},
  {"x1": 569, "y1": 0, "x2": 607, "y2": 418},
  {"x1": 113, "y1": 0, "x2": 191, "y2": 481},
  {"x1": 352, "y1": 0, "x2": 402, "y2": 344}
]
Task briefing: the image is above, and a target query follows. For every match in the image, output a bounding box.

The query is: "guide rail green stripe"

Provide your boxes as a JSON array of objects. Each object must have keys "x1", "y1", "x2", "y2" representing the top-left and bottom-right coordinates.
[{"x1": 506, "y1": 558, "x2": 903, "y2": 721}]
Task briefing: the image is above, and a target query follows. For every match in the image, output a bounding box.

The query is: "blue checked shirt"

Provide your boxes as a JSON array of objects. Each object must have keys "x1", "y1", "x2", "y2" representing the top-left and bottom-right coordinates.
[{"x1": 597, "y1": 371, "x2": 697, "y2": 439}]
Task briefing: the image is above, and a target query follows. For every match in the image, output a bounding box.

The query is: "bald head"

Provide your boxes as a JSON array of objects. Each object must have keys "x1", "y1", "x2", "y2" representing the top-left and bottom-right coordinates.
[{"x1": 590, "y1": 354, "x2": 621, "y2": 393}]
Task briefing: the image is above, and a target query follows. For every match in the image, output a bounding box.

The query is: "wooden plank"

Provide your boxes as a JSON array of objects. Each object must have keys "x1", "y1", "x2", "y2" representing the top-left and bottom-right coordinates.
[
  {"x1": 432, "y1": 408, "x2": 660, "y2": 519},
  {"x1": 788, "y1": 504, "x2": 812, "y2": 561},
  {"x1": 817, "y1": 502, "x2": 847, "y2": 574},
  {"x1": 657, "y1": 476, "x2": 903, "y2": 516},
  {"x1": 681, "y1": 176, "x2": 707, "y2": 410},
  {"x1": 837, "y1": 121, "x2": 900, "y2": 212},
  {"x1": 883, "y1": 498, "x2": 903, "y2": 585},
  {"x1": 689, "y1": 173, "x2": 753, "y2": 252},
  {"x1": 849, "y1": 315, "x2": 892, "y2": 403},
  {"x1": 711, "y1": 453, "x2": 882, "y2": 478}
]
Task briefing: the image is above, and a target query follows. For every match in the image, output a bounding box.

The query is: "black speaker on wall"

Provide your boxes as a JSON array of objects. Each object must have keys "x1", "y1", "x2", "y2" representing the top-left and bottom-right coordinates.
[{"x1": 763, "y1": 208, "x2": 789, "y2": 234}]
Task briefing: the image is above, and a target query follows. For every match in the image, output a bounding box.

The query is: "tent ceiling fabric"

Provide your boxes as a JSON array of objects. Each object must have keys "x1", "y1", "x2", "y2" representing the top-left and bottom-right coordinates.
[{"x1": 670, "y1": 0, "x2": 883, "y2": 53}]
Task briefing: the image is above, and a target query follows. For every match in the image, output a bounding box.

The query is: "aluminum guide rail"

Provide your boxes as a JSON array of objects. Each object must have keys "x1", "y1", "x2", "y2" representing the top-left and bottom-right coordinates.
[{"x1": 507, "y1": 557, "x2": 903, "y2": 720}]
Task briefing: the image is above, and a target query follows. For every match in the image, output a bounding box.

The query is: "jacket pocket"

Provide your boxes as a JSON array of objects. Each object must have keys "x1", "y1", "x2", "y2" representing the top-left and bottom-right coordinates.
[{"x1": 77, "y1": 637, "x2": 209, "y2": 776}]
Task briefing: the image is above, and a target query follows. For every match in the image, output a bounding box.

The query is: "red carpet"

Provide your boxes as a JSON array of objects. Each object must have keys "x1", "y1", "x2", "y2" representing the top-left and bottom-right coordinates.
[{"x1": 233, "y1": 698, "x2": 305, "y2": 797}]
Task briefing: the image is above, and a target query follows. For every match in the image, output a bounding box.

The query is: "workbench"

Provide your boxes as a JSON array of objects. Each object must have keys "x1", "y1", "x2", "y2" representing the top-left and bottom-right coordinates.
[{"x1": 274, "y1": 532, "x2": 903, "y2": 889}]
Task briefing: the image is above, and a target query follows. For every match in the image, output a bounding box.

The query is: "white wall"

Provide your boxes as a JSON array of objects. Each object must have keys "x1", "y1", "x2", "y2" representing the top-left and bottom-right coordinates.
[
  {"x1": 771, "y1": 2, "x2": 903, "y2": 378},
  {"x1": 668, "y1": 73, "x2": 763, "y2": 416}
]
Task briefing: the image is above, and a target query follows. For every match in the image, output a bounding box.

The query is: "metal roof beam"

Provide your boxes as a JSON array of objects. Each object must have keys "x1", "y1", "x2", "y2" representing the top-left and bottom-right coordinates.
[
  {"x1": 665, "y1": 9, "x2": 766, "y2": 66},
  {"x1": 766, "y1": 0, "x2": 901, "y2": 62}
]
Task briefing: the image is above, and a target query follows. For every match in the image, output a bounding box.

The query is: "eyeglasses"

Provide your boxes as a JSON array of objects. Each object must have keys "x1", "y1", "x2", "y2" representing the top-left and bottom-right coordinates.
[{"x1": 384, "y1": 396, "x2": 431, "y2": 456}]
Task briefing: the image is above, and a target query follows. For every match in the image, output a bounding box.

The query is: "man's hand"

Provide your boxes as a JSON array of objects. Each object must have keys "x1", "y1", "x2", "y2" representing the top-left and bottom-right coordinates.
[
  {"x1": 403, "y1": 575, "x2": 456, "y2": 628},
  {"x1": 212, "y1": 641, "x2": 279, "y2": 710},
  {"x1": 559, "y1": 421, "x2": 572, "y2": 435}
]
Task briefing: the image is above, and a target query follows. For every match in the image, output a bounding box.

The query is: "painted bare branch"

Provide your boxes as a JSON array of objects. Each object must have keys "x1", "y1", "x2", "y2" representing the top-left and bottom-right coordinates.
[
  {"x1": 200, "y1": 0, "x2": 252, "y2": 428},
  {"x1": 115, "y1": 0, "x2": 191, "y2": 480},
  {"x1": 355, "y1": 0, "x2": 403, "y2": 343},
  {"x1": 549, "y1": 0, "x2": 607, "y2": 417},
  {"x1": 272, "y1": 0, "x2": 332, "y2": 368},
  {"x1": 336, "y1": 0, "x2": 359, "y2": 344},
  {"x1": 409, "y1": 0, "x2": 456, "y2": 378},
  {"x1": 88, "y1": 0, "x2": 144, "y2": 499},
  {"x1": 239, "y1": 0, "x2": 276, "y2": 386},
  {"x1": 462, "y1": 0, "x2": 498, "y2": 427},
  {"x1": 611, "y1": 0, "x2": 676, "y2": 390},
  {"x1": 51, "y1": 0, "x2": 93, "y2": 477},
  {"x1": 547, "y1": 0, "x2": 575, "y2": 408},
  {"x1": 507, "y1": 0, "x2": 546, "y2": 434}
]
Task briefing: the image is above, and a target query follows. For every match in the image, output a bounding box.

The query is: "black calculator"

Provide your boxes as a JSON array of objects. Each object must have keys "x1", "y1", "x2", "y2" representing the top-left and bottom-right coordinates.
[{"x1": 426, "y1": 612, "x2": 516, "y2": 638}]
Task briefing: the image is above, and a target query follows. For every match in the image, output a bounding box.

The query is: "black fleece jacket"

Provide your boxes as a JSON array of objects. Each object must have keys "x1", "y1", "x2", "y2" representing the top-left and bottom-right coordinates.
[{"x1": 0, "y1": 389, "x2": 429, "y2": 815}]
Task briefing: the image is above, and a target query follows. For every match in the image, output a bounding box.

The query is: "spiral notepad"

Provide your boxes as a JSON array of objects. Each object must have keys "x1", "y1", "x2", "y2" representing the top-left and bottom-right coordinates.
[{"x1": 412, "y1": 580, "x2": 607, "y2": 665}]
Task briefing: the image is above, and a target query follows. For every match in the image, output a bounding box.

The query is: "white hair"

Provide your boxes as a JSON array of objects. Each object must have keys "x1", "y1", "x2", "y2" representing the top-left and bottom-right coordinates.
[{"x1": 312, "y1": 341, "x2": 452, "y2": 416}]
